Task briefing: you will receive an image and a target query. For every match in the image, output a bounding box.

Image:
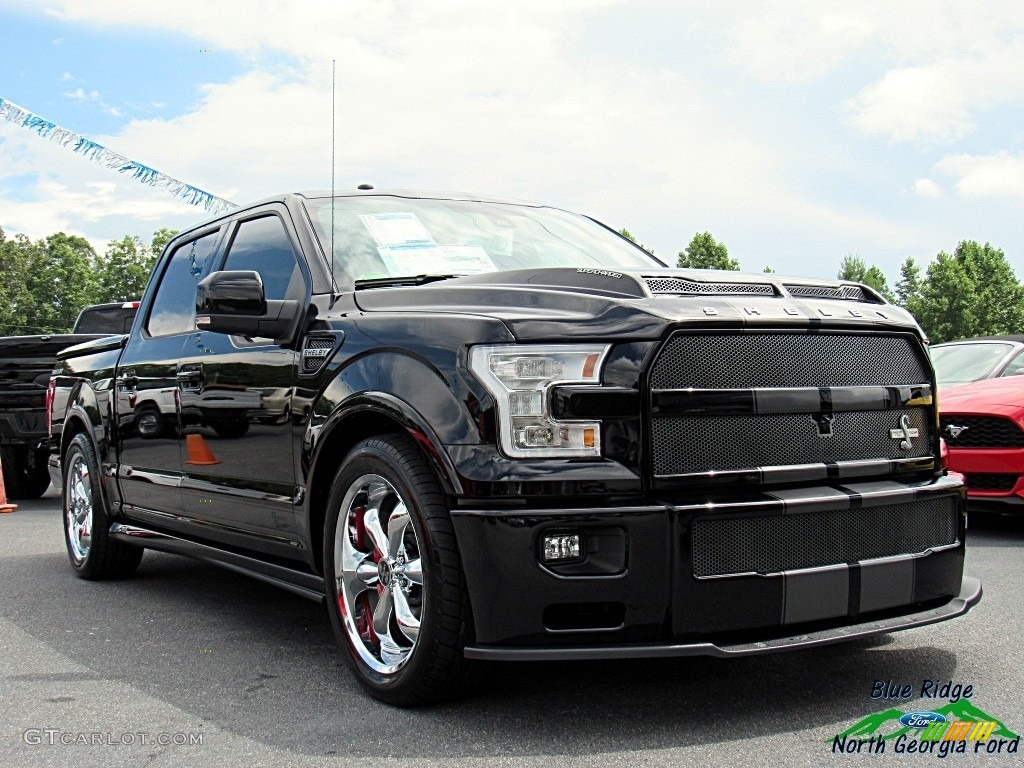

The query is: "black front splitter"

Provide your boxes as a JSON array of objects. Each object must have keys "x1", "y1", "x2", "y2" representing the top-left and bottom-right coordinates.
[{"x1": 463, "y1": 576, "x2": 982, "y2": 661}]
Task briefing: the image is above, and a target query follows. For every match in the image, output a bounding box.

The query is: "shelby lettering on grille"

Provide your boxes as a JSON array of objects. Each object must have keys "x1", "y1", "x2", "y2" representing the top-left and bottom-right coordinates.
[{"x1": 648, "y1": 332, "x2": 934, "y2": 480}]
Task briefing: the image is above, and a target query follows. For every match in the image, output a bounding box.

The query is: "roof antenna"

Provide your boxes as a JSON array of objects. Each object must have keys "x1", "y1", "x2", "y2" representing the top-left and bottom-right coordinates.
[{"x1": 330, "y1": 58, "x2": 337, "y2": 300}]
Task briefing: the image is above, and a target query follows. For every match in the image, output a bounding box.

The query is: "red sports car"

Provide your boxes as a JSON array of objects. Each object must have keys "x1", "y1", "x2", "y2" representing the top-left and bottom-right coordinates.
[{"x1": 941, "y1": 376, "x2": 1024, "y2": 511}]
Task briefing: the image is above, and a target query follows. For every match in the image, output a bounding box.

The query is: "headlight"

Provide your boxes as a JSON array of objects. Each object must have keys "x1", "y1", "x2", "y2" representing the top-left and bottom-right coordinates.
[{"x1": 469, "y1": 344, "x2": 610, "y2": 458}]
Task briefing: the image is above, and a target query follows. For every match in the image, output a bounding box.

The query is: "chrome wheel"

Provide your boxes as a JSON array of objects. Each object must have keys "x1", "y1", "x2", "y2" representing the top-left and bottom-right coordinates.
[
  {"x1": 65, "y1": 453, "x2": 94, "y2": 563},
  {"x1": 334, "y1": 473, "x2": 424, "y2": 675}
]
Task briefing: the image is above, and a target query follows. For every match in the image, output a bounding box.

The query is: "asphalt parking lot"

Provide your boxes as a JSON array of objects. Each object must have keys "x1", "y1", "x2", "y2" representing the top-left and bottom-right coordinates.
[{"x1": 2, "y1": 490, "x2": 1022, "y2": 768}]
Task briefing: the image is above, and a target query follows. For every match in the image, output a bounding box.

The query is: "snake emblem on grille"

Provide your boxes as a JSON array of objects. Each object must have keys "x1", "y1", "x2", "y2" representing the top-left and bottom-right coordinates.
[{"x1": 890, "y1": 413, "x2": 919, "y2": 450}]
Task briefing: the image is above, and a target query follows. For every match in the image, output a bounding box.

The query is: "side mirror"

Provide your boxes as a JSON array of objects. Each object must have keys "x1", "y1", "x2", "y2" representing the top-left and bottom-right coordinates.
[{"x1": 196, "y1": 270, "x2": 299, "y2": 339}]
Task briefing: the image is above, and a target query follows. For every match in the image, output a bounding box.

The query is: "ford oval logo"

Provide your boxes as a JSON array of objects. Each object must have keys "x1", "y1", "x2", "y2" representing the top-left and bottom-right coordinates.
[{"x1": 899, "y1": 711, "x2": 947, "y2": 728}]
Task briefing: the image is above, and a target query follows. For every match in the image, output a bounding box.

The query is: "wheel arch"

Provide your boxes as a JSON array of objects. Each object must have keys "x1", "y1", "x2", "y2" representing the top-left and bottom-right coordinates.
[{"x1": 305, "y1": 394, "x2": 463, "y2": 576}]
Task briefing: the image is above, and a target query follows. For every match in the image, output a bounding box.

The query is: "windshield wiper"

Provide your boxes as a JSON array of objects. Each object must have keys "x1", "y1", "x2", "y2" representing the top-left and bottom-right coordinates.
[{"x1": 353, "y1": 274, "x2": 465, "y2": 290}]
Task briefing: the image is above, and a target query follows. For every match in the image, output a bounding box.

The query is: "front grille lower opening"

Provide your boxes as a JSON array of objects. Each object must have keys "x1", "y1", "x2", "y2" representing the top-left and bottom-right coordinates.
[{"x1": 691, "y1": 496, "x2": 957, "y2": 578}]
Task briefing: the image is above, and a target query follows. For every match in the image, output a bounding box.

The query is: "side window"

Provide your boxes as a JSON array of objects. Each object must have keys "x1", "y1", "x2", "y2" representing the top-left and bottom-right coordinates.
[
  {"x1": 1001, "y1": 351, "x2": 1024, "y2": 377},
  {"x1": 221, "y1": 216, "x2": 304, "y2": 301},
  {"x1": 147, "y1": 232, "x2": 218, "y2": 337}
]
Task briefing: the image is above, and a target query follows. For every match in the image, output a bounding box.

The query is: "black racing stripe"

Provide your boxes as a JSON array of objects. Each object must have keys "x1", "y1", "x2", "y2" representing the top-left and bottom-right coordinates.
[
  {"x1": 819, "y1": 386, "x2": 834, "y2": 415},
  {"x1": 848, "y1": 562, "x2": 862, "y2": 619},
  {"x1": 836, "y1": 484, "x2": 864, "y2": 508},
  {"x1": 825, "y1": 461, "x2": 841, "y2": 479}
]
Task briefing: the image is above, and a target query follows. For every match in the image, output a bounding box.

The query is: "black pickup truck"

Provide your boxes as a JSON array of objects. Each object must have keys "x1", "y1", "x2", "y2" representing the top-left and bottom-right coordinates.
[
  {"x1": 48, "y1": 190, "x2": 981, "y2": 705},
  {"x1": 0, "y1": 301, "x2": 138, "y2": 498}
]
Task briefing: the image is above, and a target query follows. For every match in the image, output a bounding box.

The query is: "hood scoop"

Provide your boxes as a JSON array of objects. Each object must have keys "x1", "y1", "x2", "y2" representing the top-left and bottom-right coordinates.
[
  {"x1": 784, "y1": 283, "x2": 877, "y2": 302},
  {"x1": 643, "y1": 276, "x2": 776, "y2": 296}
]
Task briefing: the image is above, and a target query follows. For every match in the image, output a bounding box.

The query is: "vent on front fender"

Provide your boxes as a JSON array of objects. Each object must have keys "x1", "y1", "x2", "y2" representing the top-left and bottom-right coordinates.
[{"x1": 300, "y1": 335, "x2": 338, "y2": 375}]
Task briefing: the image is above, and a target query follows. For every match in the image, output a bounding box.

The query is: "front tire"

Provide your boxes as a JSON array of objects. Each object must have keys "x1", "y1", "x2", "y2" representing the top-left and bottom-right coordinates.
[
  {"x1": 63, "y1": 434, "x2": 143, "y2": 579},
  {"x1": 324, "y1": 434, "x2": 475, "y2": 706}
]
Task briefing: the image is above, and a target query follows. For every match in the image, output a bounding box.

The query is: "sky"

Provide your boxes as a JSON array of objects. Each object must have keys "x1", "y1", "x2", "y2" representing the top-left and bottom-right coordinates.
[{"x1": 2, "y1": 0, "x2": 1024, "y2": 284}]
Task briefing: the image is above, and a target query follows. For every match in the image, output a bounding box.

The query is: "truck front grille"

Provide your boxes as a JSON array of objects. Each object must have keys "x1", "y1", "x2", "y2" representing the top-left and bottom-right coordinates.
[
  {"x1": 691, "y1": 495, "x2": 957, "y2": 577},
  {"x1": 653, "y1": 409, "x2": 930, "y2": 476},
  {"x1": 650, "y1": 332, "x2": 926, "y2": 390},
  {"x1": 648, "y1": 331, "x2": 933, "y2": 480}
]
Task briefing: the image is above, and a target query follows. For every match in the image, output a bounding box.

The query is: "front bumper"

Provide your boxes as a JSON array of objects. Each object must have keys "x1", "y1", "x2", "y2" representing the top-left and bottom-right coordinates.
[
  {"x1": 465, "y1": 577, "x2": 982, "y2": 660},
  {"x1": 451, "y1": 474, "x2": 977, "y2": 658},
  {"x1": 948, "y1": 446, "x2": 1024, "y2": 509}
]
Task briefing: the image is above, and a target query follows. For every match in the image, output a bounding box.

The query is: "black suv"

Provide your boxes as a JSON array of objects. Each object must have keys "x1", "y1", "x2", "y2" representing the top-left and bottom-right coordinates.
[{"x1": 49, "y1": 190, "x2": 980, "y2": 705}]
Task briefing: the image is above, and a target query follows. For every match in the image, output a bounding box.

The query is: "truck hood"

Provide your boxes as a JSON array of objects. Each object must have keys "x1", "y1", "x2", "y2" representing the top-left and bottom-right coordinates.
[{"x1": 351, "y1": 267, "x2": 921, "y2": 339}]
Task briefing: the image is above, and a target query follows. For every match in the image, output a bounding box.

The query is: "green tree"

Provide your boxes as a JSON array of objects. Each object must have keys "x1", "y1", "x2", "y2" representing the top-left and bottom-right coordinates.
[
  {"x1": 763, "y1": 265, "x2": 775, "y2": 273},
  {"x1": 24, "y1": 233, "x2": 97, "y2": 332},
  {"x1": 954, "y1": 240, "x2": 1024, "y2": 338},
  {"x1": 912, "y1": 241, "x2": 1024, "y2": 342},
  {"x1": 0, "y1": 228, "x2": 36, "y2": 334},
  {"x1": 151, "y1": 227, "x2": 178, "y2": 257},
  {"x1": 618, "y1": 228, "x2": 653, "y2": 255},
  {"x1": 837, "y1": 254, "x2": 894, "y2": 301},
  {"x1": 894, "y1": 257, "x2": 923, "y2": 315},
  {"x1": 677, "y1": 232, "x2": 738, "y2": 270},
  {"x1": 914, "y1": 250, "x2": 977, "y2": 343},
  {"x1": 95, "y1": 235, "x2": 157, "y2": 303}
]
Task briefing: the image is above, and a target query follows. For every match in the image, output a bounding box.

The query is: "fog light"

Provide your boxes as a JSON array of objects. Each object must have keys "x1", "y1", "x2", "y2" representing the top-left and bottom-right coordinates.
[{"x1": 542, "y1": 533, "x2": 584, "y2": 563}]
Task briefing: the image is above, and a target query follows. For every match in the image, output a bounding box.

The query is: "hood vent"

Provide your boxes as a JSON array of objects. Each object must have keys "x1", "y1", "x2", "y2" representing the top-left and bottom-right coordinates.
[
  {"x1": 644, "y1": 277, "x2": 775, "y2": 296},
  {"x1": 784, "y1": 284, "x2": 873, "y2": 302}
]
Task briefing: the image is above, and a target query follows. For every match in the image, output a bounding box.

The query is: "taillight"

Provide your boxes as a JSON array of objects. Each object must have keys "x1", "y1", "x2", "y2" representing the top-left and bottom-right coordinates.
[{"x1": 45, "y1": 378, "x2": 56, "y2": 436}]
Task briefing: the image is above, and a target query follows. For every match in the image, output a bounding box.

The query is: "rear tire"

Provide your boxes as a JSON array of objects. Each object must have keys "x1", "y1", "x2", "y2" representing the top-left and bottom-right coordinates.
[
  {"x1": 63, "y1": 434, "x2": 143, "y2": 580},
  {"x1": 1, "y1": 446, "x2": 51, "y2": 500},
  {"x1": 324, "y1": 434, "x2": 476, "y2": 706}
]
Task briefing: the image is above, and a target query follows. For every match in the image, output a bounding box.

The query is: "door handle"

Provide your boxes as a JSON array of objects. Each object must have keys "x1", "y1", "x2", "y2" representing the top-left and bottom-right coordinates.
[
  {"x1": 176, "y1": 364, "x2": 204, "y2": 389},
  {"x1": 116, "y1": 370, "x2": 138, "y2": 388}
]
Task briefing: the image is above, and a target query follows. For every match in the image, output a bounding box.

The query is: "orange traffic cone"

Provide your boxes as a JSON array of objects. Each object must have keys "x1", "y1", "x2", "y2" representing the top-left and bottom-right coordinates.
[
  {"x1": 185, "y1": 434, "x2": 221, "y2": 465},
  {"x1": 0, "y1": 452, "x2": 17, "y2": 513}
]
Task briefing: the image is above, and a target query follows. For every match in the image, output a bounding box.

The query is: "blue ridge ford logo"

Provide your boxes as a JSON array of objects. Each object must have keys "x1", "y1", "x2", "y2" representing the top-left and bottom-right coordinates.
[{"x1": 900, "y1": 711, "x2": 947, "y2": 728}]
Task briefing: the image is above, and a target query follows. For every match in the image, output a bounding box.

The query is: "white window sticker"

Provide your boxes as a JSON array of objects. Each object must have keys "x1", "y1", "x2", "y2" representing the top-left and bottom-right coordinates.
[
  {"x1": 377, "y1": 244, "x2": 496, "y2": 276},
  {"x1": 359, "y1": 212, "x2": 436, "y2": 248}
]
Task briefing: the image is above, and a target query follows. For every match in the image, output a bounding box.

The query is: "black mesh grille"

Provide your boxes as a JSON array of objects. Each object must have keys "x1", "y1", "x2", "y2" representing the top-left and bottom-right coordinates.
[
  {"x1": 644, "y1": 277, "x2": 775, "y2": 295},
  {"x1": 965, "y1": 473, "x2": 1018, "y2": 491},
  {"x1": 653, "y1": 409, "x2": 930, "y2": 475},
  {"x1": 650, "y1": 333, "x2": 926, "y2": 389},
  {"x1": 784, "y1": 284, "x2": 868, "y2": 301},
  {"x1": 940, "y1": 415, "x2": 1024, "y2": 448},
  {"x1": 691, "y1": 496, "x2": 957, "y2": 577}
]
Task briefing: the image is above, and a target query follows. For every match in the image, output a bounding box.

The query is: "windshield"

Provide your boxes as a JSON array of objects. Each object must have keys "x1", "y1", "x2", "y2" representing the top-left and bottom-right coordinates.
[
  {"x1": 930, "y1": 342, "x2": 1015, "y2": 387},
  {"x1": 303, "y1": 195, "x2": 664, "y2": 289}
]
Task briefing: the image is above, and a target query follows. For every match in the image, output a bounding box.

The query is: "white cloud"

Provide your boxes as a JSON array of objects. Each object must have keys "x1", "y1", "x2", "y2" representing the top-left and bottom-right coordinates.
[
  {"x1": 846, "y1": 46, "x2": 1024, "y2": 143},
  {"x1": 729, "y1": 1, "x2": 1024, "y2": 144},
  {"x1": 3, "y1": 0, "x2": 1022, "y2": 279},
  {"x1": 933, "y1": 152, "x2": 1024, "y2": 199},
  {"x1": 914, "y1": 178, "x2": 942, "y2": 198},
  {"x1": 60, "y1": 71, "x2": 74, "y2": 81},
  {"x1": 64, "y1": 87, "x2": 99, "y2": 101},
  {"x1": 729, "y1": 3, "x2": 874, "y2": 84}
]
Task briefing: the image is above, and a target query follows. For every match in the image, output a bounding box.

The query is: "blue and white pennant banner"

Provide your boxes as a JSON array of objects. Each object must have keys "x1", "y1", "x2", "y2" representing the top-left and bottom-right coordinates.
[{"x1": 0, "y1": 96, "x2": 237, "y2": 215}]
